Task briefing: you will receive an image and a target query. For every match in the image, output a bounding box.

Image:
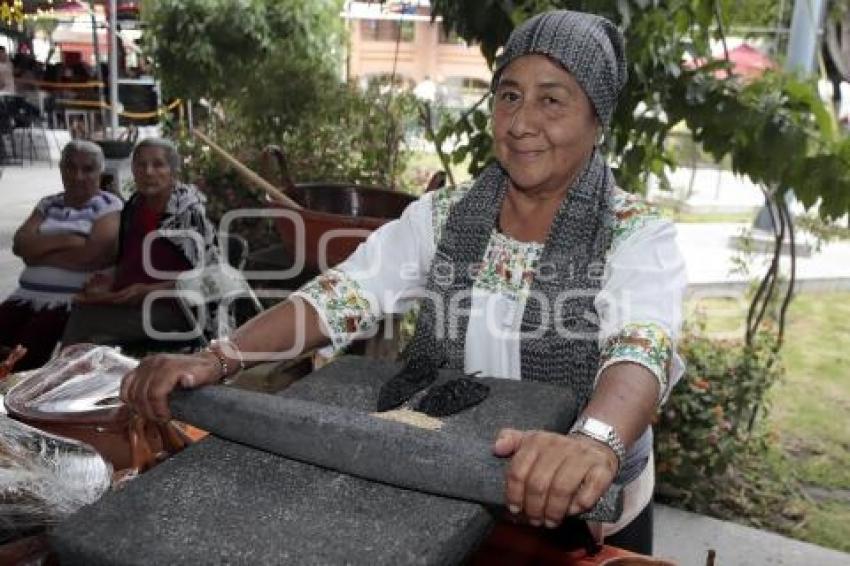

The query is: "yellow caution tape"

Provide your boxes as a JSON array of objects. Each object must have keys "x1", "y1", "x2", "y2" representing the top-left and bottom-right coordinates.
[
  {"x1": 121, "y1": 99, "x2": 182, "y2": 119},
  {"x1": 55, "y1": 98, "x2": 183, "y2": 119},
  {"x1": 17, "y1": 78, "x2": 105, "y2": 89},
  {"x1": 55, "y1": 99, "x2": 106, "y2": 109}
]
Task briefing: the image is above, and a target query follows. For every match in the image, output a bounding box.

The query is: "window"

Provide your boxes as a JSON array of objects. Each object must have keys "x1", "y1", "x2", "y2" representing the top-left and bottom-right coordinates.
[
  {"x1": 445, "y1": 77, "x2": 490, "y2": 94},
  {"x1": 360, "y1": 20, "x2": 415, "y2": 42},
  {"x1": 438, "y1": 26, "x2": 465, "y2": 45}
]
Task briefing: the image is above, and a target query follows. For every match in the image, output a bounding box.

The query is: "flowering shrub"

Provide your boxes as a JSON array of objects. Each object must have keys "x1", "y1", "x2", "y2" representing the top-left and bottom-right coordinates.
[{"x1": 655, "y1": 325, "x2": 783, "y2": 506}]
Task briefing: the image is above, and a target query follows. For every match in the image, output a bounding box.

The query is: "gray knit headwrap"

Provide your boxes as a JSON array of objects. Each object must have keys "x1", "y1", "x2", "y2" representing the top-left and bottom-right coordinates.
[{"x1": 491, "y1": 10, "x2": 627, "y2": 128}]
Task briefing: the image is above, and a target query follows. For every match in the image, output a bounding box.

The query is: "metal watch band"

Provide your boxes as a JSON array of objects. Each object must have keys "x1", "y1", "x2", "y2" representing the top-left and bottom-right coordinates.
[{"x1": 569, "y1": 416, "x2": 626, "y2": 465}]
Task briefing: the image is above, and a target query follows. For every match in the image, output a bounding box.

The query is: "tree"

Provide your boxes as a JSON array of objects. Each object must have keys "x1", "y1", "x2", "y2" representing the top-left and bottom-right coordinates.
[
  {"x1": 142, "y1": 0, "x2": 344, "y2": 129},
  {"x1": 143, "y1": 0, "x2": 415, "y2": 196},
  {"x1": 722, "y1": 0, "x2": 792, "y2": 30},
  {"x1": 826, "y1": 0, "x2": 850, "y2": 83},
  {"x1": 0, "y1": 2, "x2": 25, "y2": 29}
]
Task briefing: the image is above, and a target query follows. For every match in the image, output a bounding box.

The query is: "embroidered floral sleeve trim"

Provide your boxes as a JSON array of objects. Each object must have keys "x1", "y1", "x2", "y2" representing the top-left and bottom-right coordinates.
[
  {"x1": 610, "y1": 189, "x2": 662, "y2": 250},
  {"x1": 597, "y1": 322, "x2": 673, "y2": 404},
  {"x1": 431, "y1": 182, "x2": 473, "y2": 244},
  {"x1": 294, "y1": 269, "x2": 378, "y2": 352}
]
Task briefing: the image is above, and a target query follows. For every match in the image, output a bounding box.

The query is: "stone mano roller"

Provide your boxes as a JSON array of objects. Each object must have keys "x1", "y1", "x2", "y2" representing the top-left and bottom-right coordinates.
[{"x1": 168, "y1": 384, "x2": 623, "y2": 522}]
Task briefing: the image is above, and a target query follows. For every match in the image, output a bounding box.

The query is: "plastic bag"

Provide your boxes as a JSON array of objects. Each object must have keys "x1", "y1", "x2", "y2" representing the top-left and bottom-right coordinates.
[
  {"x1": 8, "y1": 344, "x2": 137, "y2": 414},
  {"x1": 4, "y1": 344, "x2": 197, "y2": 473},
  {"x1": 0, "y1": 415, "x2": 111, "y2": 543}
]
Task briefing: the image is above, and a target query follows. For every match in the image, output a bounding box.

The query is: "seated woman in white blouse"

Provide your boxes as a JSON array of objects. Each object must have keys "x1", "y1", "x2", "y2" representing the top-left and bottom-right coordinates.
[
  {"x1": 120, "y1": 9, "x2": 685, "y2": 555},
  {"x1": 0, "y1": 140, "x2": 121, "y2": 370}
]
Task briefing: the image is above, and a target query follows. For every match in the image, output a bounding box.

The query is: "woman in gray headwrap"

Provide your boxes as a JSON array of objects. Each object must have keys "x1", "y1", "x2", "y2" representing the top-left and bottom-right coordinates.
[{"x1": 121, "y1": 10, "x2": 685, "y2": 553}]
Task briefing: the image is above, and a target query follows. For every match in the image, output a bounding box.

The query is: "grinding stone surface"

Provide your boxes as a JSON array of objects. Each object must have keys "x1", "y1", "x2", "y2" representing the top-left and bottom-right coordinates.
[
  {"x1": 50, "y1": 356, "x2": 578, "y2": 565},
  {"x1": 282, "y1": 357, "x2": 578, "y2": 437}
]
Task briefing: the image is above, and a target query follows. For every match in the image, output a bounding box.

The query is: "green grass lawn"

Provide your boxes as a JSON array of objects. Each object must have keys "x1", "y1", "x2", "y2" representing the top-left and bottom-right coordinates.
[
  {"x1": 691, "y1": 292, "x2": 850, "y2": 551},
  {"x1": 769, "y1": 292, "x2": 850, "y2": 551},
  {"x1": 658, "y1": 204, "x2": 754, "y2": 224}
]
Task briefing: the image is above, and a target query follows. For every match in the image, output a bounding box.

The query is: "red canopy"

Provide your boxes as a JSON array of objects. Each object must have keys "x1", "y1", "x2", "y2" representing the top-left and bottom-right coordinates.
[
  {"x1": 686, "y1": 43, "x2": 777, "y2": 81},
  {"x1": 723, "y1": 44, "x2": 777, "y2": 79}
]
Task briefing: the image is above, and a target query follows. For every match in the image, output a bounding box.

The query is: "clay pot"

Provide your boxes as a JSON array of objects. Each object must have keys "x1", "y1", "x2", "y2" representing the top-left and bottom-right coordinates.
[
  {"x1": 269, "y1": 182, "x2": 416, "y2": 273},
  {"x1": 4, "y1": 345, "x2": 191, "y2": 472}
]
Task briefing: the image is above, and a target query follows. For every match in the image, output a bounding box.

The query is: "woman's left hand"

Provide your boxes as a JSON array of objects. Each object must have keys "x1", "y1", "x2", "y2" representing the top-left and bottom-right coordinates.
[{"x1": 492, "y1": 428, "x2": 618, "y2": 528}]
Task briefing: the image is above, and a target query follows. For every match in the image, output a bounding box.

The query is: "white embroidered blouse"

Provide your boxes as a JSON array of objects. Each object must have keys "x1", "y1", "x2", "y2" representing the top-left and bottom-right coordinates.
[{"x1": 294, "y1": 184, "x2": 686, "y2": 404}]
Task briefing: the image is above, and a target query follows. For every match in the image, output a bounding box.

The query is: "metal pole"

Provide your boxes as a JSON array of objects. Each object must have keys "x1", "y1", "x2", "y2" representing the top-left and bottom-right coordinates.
[
  {"x1": 108, "y1": 0, "x2": 119, "y2": 136},
  {"x1": 88, "y1": 0, "x2": 107, "y2": 135},
  {"x1": 754, "y1": 0, "x2": 828, "y2": 232},
  {"x1": 785, "y1": 0, "x2": 828, "y2": 74}
]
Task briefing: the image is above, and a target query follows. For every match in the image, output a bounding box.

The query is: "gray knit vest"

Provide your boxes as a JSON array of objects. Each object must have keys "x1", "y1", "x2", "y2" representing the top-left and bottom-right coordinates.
[{"x1": 407, "y1": 149, "x2": 613, "y2": 410}]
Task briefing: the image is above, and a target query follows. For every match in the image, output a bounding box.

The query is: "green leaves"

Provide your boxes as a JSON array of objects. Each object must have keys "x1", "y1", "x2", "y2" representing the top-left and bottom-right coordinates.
[
  {"x1": 435, "y1": 103, "x2": 495, "y2": 178},
  {"x1": 663, "y1": 69, "x2": 850, "y2": 219},
  {"x1": 430, "y1": 0, "x2": 514, "y2": 65},
  {"x1": 472, "y1": 108, "x2": 489, "y2": 131},
  {"x1": 143, "y1": 0, "x2": 343, "y2": 109}
]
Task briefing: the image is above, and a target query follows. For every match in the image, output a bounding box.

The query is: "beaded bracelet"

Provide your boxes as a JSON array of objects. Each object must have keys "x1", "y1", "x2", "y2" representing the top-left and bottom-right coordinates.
[{"x1": 207, "y1": 337, "x2": 246, "y2": 384}]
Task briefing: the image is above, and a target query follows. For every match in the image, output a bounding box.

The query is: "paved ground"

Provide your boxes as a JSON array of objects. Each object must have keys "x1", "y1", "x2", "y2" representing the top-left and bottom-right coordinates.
[
  {"x1": 654, "y1": 165, "x2": 766, "y2": 214},
  {"x1": 679, "y1": 221, "x2": 850, "y2": 297},
  {"x1": 1, "y1": 162, "x2": 849, "y2": 565},
  {"x1": 655, "y1": 505, "x2": 850, "y2": 565},
  {"x1": 0, "y1": 163, "x2": 61, "y2": 297}
]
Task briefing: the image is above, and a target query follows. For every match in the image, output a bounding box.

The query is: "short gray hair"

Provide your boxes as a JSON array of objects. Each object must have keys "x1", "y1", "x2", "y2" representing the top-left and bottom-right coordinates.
[
  {"x1": 132, "y1": 137, "x2": 182, "y2": 173},
  {"x1": 60, "y1": 140, "x2": 105, "y2": 173}
]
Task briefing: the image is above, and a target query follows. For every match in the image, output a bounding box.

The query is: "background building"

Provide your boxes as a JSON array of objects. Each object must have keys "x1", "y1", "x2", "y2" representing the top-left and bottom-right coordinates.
[{"x1": 342, "y1": 1, "x2": 491, "y2": 108}]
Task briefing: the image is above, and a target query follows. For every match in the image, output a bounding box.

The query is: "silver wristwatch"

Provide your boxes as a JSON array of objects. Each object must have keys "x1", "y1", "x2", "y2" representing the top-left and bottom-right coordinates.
[{"x1": 569, "y1": 416, "x2": 626, "y2": 466}]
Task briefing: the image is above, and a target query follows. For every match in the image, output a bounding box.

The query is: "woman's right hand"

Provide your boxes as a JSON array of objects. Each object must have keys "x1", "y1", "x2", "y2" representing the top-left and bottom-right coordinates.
[
  {"x1": 120, "y1": 351, "x2": 221, "y2": 422},
  {"x1": 83, "y1": 271, "x2": 114, "y2": 294}
]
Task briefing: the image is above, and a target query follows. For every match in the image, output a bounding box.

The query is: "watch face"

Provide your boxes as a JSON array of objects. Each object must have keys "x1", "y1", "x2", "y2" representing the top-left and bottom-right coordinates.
[{"x1": 584, "y1": 417, "x2": 611, "y2": 438}]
